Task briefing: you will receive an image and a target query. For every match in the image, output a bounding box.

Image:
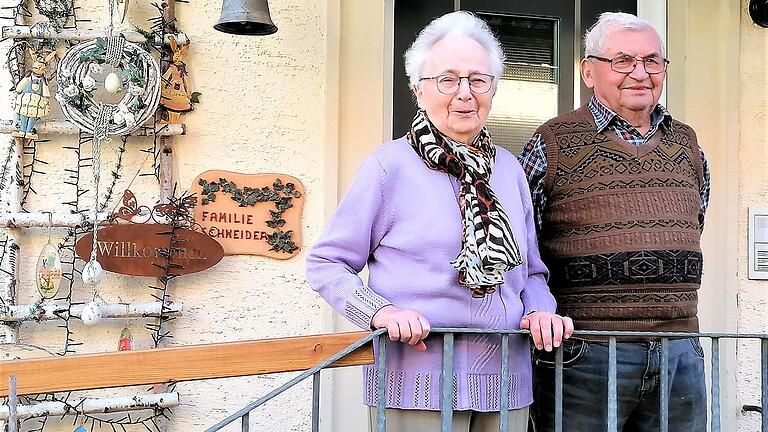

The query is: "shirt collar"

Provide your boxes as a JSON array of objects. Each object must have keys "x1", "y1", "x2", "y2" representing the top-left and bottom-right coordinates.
[{"x1": 587, "y1": 94, "x2": 673, "y2": 134}]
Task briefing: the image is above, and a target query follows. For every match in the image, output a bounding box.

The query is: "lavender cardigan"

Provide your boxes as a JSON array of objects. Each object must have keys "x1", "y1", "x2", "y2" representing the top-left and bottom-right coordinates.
[{"x1": 307, "y1": 137, "x2": 556, "y2": 411}]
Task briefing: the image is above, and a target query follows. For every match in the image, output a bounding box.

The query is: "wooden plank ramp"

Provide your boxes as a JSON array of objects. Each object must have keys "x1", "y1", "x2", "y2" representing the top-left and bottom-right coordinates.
[{"x1": 0, "y1": 331, "x2": 373, "y2": 397}]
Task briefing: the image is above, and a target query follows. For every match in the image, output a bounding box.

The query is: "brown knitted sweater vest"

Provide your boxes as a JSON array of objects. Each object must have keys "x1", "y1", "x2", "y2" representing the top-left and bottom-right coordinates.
[{"x1": 536, "y1": 106, "x2": 704, "y2": 333}]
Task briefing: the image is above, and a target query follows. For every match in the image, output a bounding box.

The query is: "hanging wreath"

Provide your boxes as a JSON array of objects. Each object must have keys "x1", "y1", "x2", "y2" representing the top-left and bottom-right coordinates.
[{"x1": 56, "y1": 36, "x2": 161, "y2": 136}]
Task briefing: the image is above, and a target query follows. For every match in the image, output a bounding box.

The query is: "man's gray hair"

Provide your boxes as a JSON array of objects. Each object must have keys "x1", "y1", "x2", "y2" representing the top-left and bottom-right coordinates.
[
  {"x1": 404, "y1": 11, "x2": 505, "y2": 88},
  {"x1": 584, "y1": 12, "x2": 665, "y2": 57}
]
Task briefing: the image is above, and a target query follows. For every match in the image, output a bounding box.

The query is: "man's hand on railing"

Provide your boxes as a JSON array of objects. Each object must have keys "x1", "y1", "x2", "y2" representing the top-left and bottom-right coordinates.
[
  {"x1": 371, "y1": 305, "x2": 431, "y2": 351},
  {"x1": 520, "y1": 312, "x2": 574, "y2": 352}
]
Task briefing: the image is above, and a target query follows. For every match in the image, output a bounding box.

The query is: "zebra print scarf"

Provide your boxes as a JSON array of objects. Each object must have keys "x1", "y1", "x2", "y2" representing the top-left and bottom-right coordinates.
[{"x1": 406, "y1": 110, "x2": 523, "y2": 297}]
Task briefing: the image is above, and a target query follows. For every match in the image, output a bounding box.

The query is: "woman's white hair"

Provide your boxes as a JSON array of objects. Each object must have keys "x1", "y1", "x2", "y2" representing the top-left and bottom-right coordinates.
[
  {"x1": 404, "y1": 11, "x2": 505, "y2": 88},
  {"x1": 584, "y1": 12, "x2": 665, "y2": 57}
]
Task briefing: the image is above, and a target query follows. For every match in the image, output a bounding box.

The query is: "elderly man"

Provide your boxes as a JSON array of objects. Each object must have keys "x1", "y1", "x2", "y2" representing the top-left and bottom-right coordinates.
[{"x1": 519, "y1": 12, "x2": 710, "y2": 432}]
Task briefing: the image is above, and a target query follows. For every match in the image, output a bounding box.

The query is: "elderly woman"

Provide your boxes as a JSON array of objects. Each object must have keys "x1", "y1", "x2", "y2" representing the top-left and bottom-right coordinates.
[{"x1": 307, "y1": 11, "x2": 573, "y2": 431}]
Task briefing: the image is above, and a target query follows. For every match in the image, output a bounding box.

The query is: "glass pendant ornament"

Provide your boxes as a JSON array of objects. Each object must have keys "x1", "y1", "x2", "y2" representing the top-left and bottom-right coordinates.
[{"x1": 36, "y1": 241, "x2": 62, "y2": 299}]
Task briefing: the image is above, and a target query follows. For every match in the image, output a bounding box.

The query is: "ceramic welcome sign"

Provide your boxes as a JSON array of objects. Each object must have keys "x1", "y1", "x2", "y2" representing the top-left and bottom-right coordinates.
[{"x1": 191, "y1": 171, "x2": 305, "y2": 259}]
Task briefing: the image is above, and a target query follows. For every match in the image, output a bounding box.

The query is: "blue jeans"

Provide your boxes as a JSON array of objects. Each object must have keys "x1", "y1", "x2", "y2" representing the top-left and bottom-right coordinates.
[{"x1": 532, "y1": 338, "x2": 707, "y2": 432}]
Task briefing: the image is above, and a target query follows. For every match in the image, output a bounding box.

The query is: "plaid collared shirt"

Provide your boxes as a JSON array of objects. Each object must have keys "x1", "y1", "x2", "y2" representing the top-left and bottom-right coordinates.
[{"x1": 518, "y1": 95, "x2": 711, "y2": 231}]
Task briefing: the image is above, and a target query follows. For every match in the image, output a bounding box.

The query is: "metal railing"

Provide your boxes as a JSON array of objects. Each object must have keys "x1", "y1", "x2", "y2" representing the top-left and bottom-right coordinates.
[
  {"x1": 207, "y1": 328, "x2": 768, "y2": 432},
  {"x1": 204, "y1": 329, "x2": 383, "y2": 432}
]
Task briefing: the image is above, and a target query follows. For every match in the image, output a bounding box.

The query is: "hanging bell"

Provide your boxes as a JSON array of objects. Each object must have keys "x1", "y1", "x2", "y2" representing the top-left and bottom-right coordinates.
[
  {"x1": 750, "y1": 0, "x2": 768, "y2": 27},
  {"x1": 214, "y1": 0, "x2": 278, "y2": 35}
]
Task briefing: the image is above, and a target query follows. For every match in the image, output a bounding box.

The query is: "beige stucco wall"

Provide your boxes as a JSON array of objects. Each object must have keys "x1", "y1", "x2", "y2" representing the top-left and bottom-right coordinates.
[
  {"x1": 1, "y1": 0, "x2": 336, "y2": 430},
  {"x1": 736, "y1": 0, "x2": 768, "y2": 430}
]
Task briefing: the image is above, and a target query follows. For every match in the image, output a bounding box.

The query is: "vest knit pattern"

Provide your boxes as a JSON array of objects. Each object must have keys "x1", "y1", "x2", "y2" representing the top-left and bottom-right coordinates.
[{"x1": 536, "y1": 106, "x2": 704, "y2": 333}]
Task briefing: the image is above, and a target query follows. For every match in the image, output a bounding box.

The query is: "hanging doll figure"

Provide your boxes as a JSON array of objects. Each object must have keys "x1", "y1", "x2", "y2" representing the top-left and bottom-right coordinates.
[
  {"x1": 13, "y1": 50, "x2": 56, "y2": 140},
  {"x1": 160, "y1": 34, "x2": 193, "y2": 123}
]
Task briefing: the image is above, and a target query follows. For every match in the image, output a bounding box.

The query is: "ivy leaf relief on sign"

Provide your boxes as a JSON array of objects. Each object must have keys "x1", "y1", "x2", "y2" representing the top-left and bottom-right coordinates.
[{"x1": 197, "y1": 177, "x2": 302, "y2": 254}]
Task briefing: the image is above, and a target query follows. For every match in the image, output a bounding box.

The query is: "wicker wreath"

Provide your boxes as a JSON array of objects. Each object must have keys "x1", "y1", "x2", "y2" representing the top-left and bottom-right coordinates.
[{"x1": 56, "y1": 36, "x2": 161, "y2": 136}]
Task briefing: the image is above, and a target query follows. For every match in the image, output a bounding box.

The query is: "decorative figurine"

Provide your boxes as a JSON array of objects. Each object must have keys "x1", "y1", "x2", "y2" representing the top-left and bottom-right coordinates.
[
  {"x1": 118, "y1": 327, "x2": 133, "y2": 351},
  {"x1": 13, "y1": 50, "x2": 56, "y2": 140},
  {"x1": 160, "y1": 34, "x2": 195, "y2": 123}
]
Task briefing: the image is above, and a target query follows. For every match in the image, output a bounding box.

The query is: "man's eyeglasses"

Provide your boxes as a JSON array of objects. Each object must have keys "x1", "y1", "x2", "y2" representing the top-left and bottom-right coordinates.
[
  {"x1": 419, "y1": 73, "x2": 495, "y2": 94},
  {"x1": 586, "y1": 54, "x2": 670, "y2": 74}
]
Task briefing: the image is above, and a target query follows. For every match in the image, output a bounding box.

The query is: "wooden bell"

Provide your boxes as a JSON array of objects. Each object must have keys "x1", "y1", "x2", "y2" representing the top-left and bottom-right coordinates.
[{"x1": 214, "y1": 0, "x2": 278, "y2": 35}]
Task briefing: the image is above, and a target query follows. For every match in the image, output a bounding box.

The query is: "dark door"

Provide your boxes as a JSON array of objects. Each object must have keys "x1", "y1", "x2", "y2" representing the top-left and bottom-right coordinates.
[{"x1": 393, "y1": 0, "x2": 636, "y2": 154}]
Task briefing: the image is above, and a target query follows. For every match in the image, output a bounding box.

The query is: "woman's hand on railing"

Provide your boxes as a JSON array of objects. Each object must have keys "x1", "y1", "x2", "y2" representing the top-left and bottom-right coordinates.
[
  {"x1": 520, "y1": 312, "x2": 574, "y2": 352},
  {"x1": 371, "y1": 305, "x2": 431, "y2": 351}
]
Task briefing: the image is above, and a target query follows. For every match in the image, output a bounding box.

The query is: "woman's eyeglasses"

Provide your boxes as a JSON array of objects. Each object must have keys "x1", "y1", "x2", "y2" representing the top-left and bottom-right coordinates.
[{"x1": 419, "y1": 73, "x2": 495, "y2": 94}]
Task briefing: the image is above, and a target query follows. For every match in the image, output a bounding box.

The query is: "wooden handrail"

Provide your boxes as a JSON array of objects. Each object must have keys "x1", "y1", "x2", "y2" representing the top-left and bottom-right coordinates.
[{"x1": 0, "y1": 331, "x2": 373, "y2": 397}]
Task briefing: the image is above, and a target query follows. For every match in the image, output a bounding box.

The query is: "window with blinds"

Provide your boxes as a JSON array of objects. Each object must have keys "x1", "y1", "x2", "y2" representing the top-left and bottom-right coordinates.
[{"x1": 478, "y1": 13, "x2": 559, "y2": 155}]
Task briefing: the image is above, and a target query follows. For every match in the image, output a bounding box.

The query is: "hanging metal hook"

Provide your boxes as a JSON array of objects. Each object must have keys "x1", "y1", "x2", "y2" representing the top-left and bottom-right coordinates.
[{"x1": 46, "y1": 212, "x2": 52, "y2": 244}]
